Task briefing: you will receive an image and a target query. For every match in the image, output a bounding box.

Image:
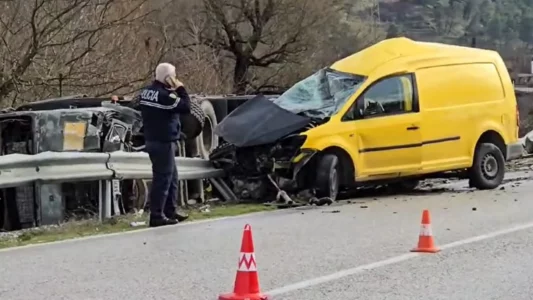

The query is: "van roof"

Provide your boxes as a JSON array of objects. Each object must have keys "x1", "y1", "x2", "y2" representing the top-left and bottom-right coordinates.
[{"x1": 331, "y1": 37, "x2": 500, "y2": 76}]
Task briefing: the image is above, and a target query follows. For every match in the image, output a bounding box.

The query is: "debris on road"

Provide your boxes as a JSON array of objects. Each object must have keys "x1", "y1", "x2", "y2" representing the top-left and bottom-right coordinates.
[
  {"x1": 523, "y1": 130, "x2": 533, "y2": 154},
  {"x1": 308, "y1": 197, "x2": 334, "y2": 206},
  {"x1": 130, "y1": 221, "x2": 146, "y2": 227},
  {"x1": 199, "y1": 205, "x2": 211, "y2": 213}
]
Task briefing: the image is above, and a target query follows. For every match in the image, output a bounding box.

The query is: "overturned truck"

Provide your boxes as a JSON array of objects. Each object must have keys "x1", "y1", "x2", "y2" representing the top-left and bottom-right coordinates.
[{"x1": 0, "y1": 94, "x2": 272, "y2": 231}]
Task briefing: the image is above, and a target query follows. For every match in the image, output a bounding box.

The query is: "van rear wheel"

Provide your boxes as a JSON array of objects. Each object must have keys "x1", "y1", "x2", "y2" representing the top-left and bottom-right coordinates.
[{"x1": 468, "y1": 143, "x2": 505, "y2": 190}]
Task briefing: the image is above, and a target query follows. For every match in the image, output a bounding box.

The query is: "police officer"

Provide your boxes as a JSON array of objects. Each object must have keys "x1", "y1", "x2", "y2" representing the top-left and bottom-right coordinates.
[{"x1": 139, "y1": 63, "x2": 191, "y2": 227}]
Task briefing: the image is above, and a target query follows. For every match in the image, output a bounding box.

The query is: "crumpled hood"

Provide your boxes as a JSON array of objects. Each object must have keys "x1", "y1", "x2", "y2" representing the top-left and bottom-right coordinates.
[{"x1": 214, "y1": 95, "x2": 311, "y2": 147}]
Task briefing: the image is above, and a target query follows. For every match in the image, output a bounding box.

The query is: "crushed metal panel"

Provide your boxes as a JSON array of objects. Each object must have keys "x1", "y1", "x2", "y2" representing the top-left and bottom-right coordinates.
[
  {"x1": 38, "y1": 183, "x2": 63, "y2": 225},
  {"x1": 63, "y1": 121, "x2": 87, "y2": 151},
  {"x1": 85, "y1": 119, "x2": 101, "y2": 151},
  {"x1": 103, "y1": 119, "x2": 131, "y2": 152},
  {"x1": 35, "y1": 112, "x2": 63, "y2": 152},
  {"x1": 0, "y1": 113, "x2": 37, "y2": 228},
  {"x1": 15, "y1": 185, "x2": 35, "y2": 228},
  {"x1": 35, "y1": 110, "x2": 102, "y2": 152}
]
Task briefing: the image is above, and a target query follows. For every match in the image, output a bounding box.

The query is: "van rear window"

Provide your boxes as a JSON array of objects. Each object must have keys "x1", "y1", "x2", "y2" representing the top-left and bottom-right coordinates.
[{"x1": 416, "y1": 63, "x2": 505, "y2": 109}]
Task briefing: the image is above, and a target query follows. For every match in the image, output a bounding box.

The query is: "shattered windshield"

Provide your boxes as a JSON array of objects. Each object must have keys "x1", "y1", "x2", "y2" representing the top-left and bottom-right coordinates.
[{"x1": 272, "y1": 68, "x2": 365, "y2": 119}]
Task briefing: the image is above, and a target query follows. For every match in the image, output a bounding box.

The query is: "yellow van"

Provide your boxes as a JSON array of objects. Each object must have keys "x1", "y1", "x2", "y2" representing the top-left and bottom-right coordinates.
[
  {"x1": 212, "y1": 37, "x2": 522, "y2": 202},
  {"x1": 291, "y1": 37, "x2": 521, "y2": 198}
]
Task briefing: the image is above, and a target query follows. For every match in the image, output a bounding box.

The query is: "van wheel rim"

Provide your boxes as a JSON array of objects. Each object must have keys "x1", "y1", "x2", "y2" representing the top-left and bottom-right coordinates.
[
  {"x1": 482, "y1": 154, "x2": 498, "y2": 178},
  {"x1": 330, "y1": 168, "x2": 338, "y2": 199}
]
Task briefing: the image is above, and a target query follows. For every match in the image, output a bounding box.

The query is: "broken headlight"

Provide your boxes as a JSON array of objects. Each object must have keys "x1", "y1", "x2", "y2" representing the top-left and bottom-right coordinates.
[
  {"x1": 292, "y1": 148, "x2": 317, "y2": 164},
  {"x1": 269, "y1": 134, "x2": 308, "y2": 168}
]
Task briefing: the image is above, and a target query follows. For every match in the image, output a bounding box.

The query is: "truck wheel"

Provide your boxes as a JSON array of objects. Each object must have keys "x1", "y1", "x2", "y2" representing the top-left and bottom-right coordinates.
[
  {"x1": 315, "y1": 154, "x2": 340, "y2": 201},
  {"x1": 196, "y1": 99, "x2": 219, "y2": 159},
  {"x1": 468, "y1": 143, "x2": 505, "y2": 190},
  {"x1": 209, "y1": 142, "x2": 235, "y2": 161},
  {"x1": 180, "y1": 98, "x2": 206, "y2": 141}
]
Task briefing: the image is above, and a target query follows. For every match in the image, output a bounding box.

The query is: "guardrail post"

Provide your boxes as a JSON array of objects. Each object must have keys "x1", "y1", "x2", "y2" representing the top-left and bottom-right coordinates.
[
  {"x1": 111, "y1": 179, "x2": 122, "y2": 216},
  {"x1": 181, "y1": 139, "x2": 205, "y2": 204},
  {"x1": 99, "y1": 180, "x2": 112, "y2": 221},
  {"x1": 178, "y1": 140, "x2": 193, "y2": 206}
]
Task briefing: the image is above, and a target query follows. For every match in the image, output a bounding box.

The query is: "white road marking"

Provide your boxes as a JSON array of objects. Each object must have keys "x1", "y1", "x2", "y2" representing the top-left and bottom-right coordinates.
[{"x1": 266, "y1": 221, "x2": 533, "y2": 297}]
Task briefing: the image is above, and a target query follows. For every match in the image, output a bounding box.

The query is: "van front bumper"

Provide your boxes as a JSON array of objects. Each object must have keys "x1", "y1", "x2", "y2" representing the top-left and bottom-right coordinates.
[{"x1": 506, "y1": 142, "x2": 524, "y2": 161}]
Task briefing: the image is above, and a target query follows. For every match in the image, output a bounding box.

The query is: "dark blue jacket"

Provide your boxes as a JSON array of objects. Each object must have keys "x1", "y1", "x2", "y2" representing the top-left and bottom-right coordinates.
[{"x1": 138, "y1": 81, "x2": 191, "y2": 142}]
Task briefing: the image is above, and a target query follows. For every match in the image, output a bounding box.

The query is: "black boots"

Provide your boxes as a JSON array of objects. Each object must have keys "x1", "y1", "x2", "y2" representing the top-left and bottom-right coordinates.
[
  {"x1": 149, "y1": 216, "x2": 178, "y2": 227},
  {"x1": 167, "y1": 211, "x2": 189, "y2": 222},
  {"x1": 149, "y1": 211, "x2": 189, "y2": 227}
]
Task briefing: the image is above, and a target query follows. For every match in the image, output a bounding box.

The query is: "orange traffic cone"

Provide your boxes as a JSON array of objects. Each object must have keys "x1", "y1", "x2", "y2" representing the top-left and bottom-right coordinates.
[
  {"x1": 411, "y1": 209, "x2": 440, "y2": 253},
  {"x1": 218, "y1": 224, "x2": 271, "y2": 300}
]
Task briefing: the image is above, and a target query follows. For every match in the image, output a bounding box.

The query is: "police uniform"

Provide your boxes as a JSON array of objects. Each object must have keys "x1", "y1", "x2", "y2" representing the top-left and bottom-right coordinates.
[{"x1": 139, "y1": 80, "x2": 191, "y2": 227}]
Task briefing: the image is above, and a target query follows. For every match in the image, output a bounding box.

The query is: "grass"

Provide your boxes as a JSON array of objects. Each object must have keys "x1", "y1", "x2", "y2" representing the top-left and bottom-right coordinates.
[{"x1": 0, "y1": 204, "x2": 275, "y2": 250}]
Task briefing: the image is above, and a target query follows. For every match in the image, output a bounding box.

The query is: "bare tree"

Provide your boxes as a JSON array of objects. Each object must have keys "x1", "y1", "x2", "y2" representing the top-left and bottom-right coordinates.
[
  {"x1": 247, "y1": 0, "x2": 386, "y2": 93},
  {"x1": 177, "y1": 0, "x2": 343, "y2": 94},
  {"x1": 0, "y1": 0, "x2": 165, "y2": 107}
]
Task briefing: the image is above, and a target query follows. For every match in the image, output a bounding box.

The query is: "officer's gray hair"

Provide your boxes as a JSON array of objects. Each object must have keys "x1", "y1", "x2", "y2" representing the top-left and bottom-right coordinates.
[{"x1": 155, "y1": 63, "x2": 176, "y2": 83}]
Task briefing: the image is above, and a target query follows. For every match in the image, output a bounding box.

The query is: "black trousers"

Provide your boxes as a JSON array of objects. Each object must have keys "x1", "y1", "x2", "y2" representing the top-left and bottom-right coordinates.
[{"x1": 145, "y1": 140, "x2": 178, "y2": 218}]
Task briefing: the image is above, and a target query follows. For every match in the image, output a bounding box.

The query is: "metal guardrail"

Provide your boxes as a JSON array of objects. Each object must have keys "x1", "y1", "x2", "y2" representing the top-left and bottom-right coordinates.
[
  {"x1": 0, "y1": 151, "x2": 224, "y2": 189},
  {"x1": 106, "y1": 151, "x2": 224, "y2": 180},
  {"x1": 0, "y1": 151, "x2": 227, "y2": 221},
  {"x1": 515, "y1": 86, "x2": 533, "y2": 93}
]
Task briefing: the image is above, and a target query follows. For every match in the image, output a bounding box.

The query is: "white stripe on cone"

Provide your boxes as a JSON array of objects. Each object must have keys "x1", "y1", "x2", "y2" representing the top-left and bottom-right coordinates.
[
  {"x1": 419, "y1": 224, "x2": 432, "y2": 236},
  {"x1": 238, "y1": 252, "x2": 257, "y2": 272}
]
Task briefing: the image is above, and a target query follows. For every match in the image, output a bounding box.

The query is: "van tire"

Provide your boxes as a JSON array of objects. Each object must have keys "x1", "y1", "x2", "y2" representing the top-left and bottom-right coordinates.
[
  {"x1": 315, "y1": 154, "x2": 340, "y2": 201},
  {"x1": 469, "y1": 143, "x2": 505, "y2": 190}
]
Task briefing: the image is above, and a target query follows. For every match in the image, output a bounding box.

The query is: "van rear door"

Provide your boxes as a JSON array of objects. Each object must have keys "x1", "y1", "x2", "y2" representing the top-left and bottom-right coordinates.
[{"x1": 416, "y1": 63, "x2": 507, "y2": 170}]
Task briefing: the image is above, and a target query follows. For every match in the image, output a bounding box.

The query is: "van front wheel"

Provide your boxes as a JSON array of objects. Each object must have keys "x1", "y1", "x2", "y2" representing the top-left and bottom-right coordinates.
[
  {"x1": 469, "y1": 143, "x2": 505, "y2": 190},
  {"x1": 315, "y1": 154, "x2": 340, "y2": 201}
]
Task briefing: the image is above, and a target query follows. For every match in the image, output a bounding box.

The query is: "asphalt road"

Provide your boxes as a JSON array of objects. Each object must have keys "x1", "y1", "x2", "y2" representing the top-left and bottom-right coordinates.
[{"x1": 2, "y1": 171, "x2": 533, "y2": 300}]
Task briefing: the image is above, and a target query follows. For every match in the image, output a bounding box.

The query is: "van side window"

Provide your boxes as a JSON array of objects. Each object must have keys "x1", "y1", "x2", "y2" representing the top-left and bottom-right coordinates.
[
  {"x1": 342, "y1": 74, "x2": 417, "y2": 121},
  {"x1": 361, "y1": 75, "x2": 414, "y2": 117}
]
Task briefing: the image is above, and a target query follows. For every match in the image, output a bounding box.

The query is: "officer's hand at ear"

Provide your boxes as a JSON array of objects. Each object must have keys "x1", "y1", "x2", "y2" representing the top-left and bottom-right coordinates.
[{"x1": 166, "y1": 76, "x2": 184, "y2": 90}]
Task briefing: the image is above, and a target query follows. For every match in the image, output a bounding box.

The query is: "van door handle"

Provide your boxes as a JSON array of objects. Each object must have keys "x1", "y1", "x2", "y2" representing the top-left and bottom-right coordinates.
[{"x1": 406, "y1": 126, "x2": 419, "y2": 130}]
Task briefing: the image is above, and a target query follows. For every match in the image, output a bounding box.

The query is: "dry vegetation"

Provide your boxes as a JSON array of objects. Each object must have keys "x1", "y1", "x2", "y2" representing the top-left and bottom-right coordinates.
[
  {"x1": 2, "y1": 0, "x2": 533, "y2": 110},
  {"x1": 0, "y1": 0, "x2": 163, "y2": 106},
  {"x1": 0, "y1": 0, "x2": 385, "y2": 107}
]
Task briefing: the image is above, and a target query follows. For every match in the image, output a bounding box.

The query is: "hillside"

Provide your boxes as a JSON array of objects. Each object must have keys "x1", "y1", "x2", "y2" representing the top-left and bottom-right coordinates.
[
  {"x1": 374, "y1": 0, "x2": 533, "y2": 72},
  {"x1": 378, "y1": 0, "x2": 533, "y2": 48},
  {"x1": 1, "y1": 0, "x2": 533, "y2": 105}
]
